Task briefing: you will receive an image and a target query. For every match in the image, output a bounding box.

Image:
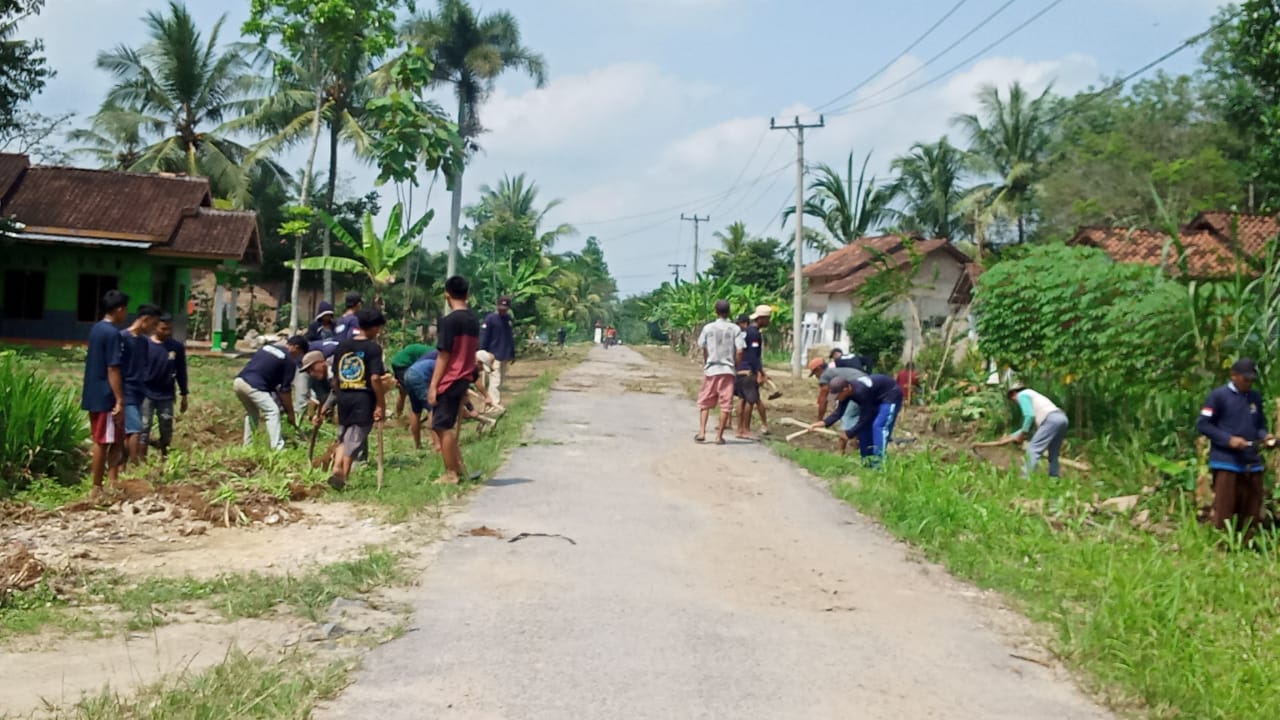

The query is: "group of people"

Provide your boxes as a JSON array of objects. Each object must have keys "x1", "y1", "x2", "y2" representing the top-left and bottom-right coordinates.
[
  {"x1": 693, "y1": 300, "x2": 775, "y2": 444},
  {"x1": 80, "y1": 275, "x2": 521, "y2": 492},
  {"x1": 81, "y1": 291, "x2": 189, "y2": 492}
]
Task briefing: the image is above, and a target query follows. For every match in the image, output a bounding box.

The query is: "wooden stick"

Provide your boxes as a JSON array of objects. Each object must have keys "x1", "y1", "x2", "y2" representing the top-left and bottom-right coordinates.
[
  {"x1": 785, "y1": 428, "x2": 810, "y2": 442},
  {"x1": 375, "y1": 421, "x2": 385, "y2": 491},
  {"x1": 972, "y1": 439, "x2": 1092, "y2": 471},
  {"x1": 778, "y1": 417, "x2": 840, "y2": 438}
]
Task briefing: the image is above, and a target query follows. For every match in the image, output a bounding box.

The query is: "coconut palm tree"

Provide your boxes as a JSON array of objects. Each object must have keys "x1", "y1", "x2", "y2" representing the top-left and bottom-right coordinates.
[
  {"x1": 469, "y1": 173, "x2": 575, "y2": 253},
  {"x1": 952, "y1": 82, "x2": 1055, "y2": 244},
  {"x1": 94, "y1": 1, "x2": 261, "y2": 204},
  {"x1": 713, "y1": 221, "x2": 751, "y2": 256},
  {"x1": 401, "y1": 0, "x2": 548, "y2": 277},
  {"x1": 883, "y1": 138, "x2": 968, "y2": 240},
  {"x1": 67, "y1": 103, "x2": 150, "y2": 170},
  {"x1": 782, "y1": 151, "x2": 887, "y2": 246}
]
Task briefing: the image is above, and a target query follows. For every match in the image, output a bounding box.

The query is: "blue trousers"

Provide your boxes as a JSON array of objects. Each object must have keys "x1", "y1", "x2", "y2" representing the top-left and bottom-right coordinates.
[{"x1": 858, "y1": 402, "x2": 899, "y2": 464}]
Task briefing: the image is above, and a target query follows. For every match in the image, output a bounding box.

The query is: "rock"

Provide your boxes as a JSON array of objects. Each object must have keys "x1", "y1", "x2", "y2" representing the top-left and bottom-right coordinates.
[
  {"x1": 1098, "y1": 495, "x2": 1140, "y2": 513},
  {"x1": 306, "y1": 622, "x2": 346, "y2": 642},
  {"x1": 327, "y1": 597, "x2": 370, "y2": 615},
  {"x1": 264, "y1": 513, "x2": 281, "y2": 525}
]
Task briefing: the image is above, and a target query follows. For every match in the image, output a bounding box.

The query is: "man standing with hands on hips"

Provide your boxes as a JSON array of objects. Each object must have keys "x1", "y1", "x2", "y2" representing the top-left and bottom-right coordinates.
[{"x1": 479, "y1": 295, "x2": 516, "y2": 406}]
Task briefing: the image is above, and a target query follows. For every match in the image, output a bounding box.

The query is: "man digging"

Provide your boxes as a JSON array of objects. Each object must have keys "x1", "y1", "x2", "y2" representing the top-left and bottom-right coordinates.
[
  {"x1": 811, "y1": 374, "x2": 903, "y2": 465},
  {"x1": 233, "y1": 335, "x2": 308, "y2": 450},
  {"x1": 809, "y1": 356, "x2": 868, "y2": 454},
  {"x1": 327, "y1": 309, "x2": 389, "y2": 491},
  {"x1": 695, "y1": 299, "x2": 744, "y2": 445},
  {"x1": 1003, "y1": 385, "x2": 1070, "y2": 478}
]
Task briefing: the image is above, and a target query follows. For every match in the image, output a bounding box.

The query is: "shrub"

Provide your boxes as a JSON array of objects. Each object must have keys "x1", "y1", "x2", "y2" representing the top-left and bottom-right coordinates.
[
  {"x1": 0, "y1": 351, "x2": 88, "y2": 496},
  {"x1": 845, "y1": 310, "x2": 905, "y2": 372}
]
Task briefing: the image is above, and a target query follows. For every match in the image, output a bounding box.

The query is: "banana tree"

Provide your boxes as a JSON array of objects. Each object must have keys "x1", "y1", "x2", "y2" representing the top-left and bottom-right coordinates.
[{"x1": 288, "y1": 203, "x2": 432, "y2": 306}]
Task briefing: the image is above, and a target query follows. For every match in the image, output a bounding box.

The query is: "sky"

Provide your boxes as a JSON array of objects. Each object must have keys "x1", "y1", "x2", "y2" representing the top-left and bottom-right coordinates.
[{"x1": 22, "y1": 0, "x2": 1227, "y2": 296}]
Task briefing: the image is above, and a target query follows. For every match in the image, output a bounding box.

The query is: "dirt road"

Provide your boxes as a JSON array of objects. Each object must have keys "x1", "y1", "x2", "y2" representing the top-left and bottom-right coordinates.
[{"x1": 318, "y1": 346, "x2": 1109, "y2": 719}]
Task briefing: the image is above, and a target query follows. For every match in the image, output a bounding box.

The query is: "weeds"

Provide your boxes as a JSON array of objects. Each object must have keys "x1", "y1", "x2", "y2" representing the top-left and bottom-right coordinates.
[{"x1": 0, "y1": 350, "x2": 89, "y2": 495}]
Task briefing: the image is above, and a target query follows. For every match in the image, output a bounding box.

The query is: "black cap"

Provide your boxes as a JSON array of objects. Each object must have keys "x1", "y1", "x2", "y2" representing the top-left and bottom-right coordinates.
[
  {"x1": 1232, "y1": 358, "x2": 1259, "y2": 380},
  {"x1": 497, "y1": 296, "x2": 512, "y2": 309},
  {"x1": 736, "y1": 313, "x2": 750, "y2": 324},
  {"x1": 344, "y1": 292, "x2": 363, "y2": 309}
]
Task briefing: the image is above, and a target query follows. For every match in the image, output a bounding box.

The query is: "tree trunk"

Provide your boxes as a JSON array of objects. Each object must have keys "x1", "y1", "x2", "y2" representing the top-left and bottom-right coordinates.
[
  {"x1": 323, "y1": 115, "x2": 341, "y2": 303},
  {"x1": 289, "y1": 80, "x2": 326, "y2": 333},
  {"x1": 446, "y1": 95, "x2": 468, "y2": 278},
  {"x1": 1017, "y1": 214, "x2": 1026, "y2": 245}
]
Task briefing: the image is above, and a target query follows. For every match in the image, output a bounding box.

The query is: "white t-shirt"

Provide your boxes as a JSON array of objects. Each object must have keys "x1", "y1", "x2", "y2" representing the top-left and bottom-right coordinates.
[{"x1": 698, "y1": 318, "x2": 745, "y2": 377}]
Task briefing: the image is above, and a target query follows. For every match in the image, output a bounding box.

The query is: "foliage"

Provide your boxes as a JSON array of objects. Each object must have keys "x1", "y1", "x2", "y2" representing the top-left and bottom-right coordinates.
[
  {"x1": 706, "y1": 222, "x2": 789, "y2": 290},
  {"x1": 844, "y1": 310, "x2": 904, "y2": 371},
  {"x1": 0, "y1": 0, "x2": 52, "y2": 135},
  {"x1": 783, "y1": 151, "x2": 887, "y2": 245},
  {"x1": 883, "y1": 137, "x2": 967, "y2": 240},
  {"x1": 365, "y1": 48, "x2": 463, "y2": 187},
  {"x1": 0, "y1": 352, "x2": 87, "y2": 496},
  {"x1": 291, "y1": 203, "x2": 433, "y2": 303},
  {"x1": 0, "y1": 110, "x2": 71, "y2": 163},
  {"x1": 642, "y1": 275, "x2": 787, "y2": 352}
]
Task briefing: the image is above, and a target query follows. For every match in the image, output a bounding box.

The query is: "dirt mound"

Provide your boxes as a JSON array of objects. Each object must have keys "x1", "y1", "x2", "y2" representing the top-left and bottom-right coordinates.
[
  {"x1": 0, "y1": 541, "x2": 45, "y2": 603},
  {"x1": 60, "y1": 481, "x2": 308, "y2": 529}
]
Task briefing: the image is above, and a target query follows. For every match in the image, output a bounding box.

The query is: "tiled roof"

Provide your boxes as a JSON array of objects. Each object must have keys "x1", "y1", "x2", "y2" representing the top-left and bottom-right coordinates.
[
  {"x1": 156, "y1": 208, "x2": 262, "y2": 264},
  {"x1": 3, "y1": 162, "x2": 211, "y2": 241},
  {"x1": 802, "y1": 234, "x2": 906, "y2": 280},
  {"x1": 0, "y1": 153, "x2": 28, "y2": 200},
  {"x1": 805, "y1": 236, "x2": 971, "y2": 296},
  {"x1": 1187, "y1": 211, "x2": 1280, "y2": 257},
  {"x1": 1069, "y1": 222, "x2": 1260, "y2": 278}
]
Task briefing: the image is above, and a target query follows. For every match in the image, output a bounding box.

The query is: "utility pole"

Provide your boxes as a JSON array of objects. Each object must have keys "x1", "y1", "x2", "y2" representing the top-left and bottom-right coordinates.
[
  {"x1": 680, "y1": 213, "x2": 710, "y2": 277},
  {"x1": 771, "y1": 115, "x2": 824, "y2": 378},
  {"x1": 667, "y1": 263, "x2": 687, "y2": 285}
]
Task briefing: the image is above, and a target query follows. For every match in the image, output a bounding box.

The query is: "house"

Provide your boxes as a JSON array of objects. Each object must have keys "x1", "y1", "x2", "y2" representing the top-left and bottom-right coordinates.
[
  {"x1": 1068, "y1": 211, "x2": 1279, "y2": 279},
  {"x1": 0, "y1": 153, "x2": 261, "y2": 344},
  {"x1": 801, "y1": 234, "x2": 977, "y2": 361}
]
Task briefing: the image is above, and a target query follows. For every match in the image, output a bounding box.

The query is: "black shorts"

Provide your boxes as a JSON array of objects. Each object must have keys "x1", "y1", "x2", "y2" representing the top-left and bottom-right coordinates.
[
  {"x1": 735, "y1": 374, "x2": 760, "y2": 404},
  {"x1": 392, "y1": 366, "x2": 409, "y2": 389},
  {"x1": 431, "y1": 380, "x2": 471, "y2": 431}
]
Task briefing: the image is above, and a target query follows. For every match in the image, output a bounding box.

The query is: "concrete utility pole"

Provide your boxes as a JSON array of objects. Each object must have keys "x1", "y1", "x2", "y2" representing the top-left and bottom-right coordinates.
[
  {"x1": 667, "y1": 263, "x2": 687, "y2": 285},
  {"x1": 680, "y1": 213, "x2": 710, "y2": 277},
  {"x1": 771, "y1": 115, "x2": 824, "y2": 378}
]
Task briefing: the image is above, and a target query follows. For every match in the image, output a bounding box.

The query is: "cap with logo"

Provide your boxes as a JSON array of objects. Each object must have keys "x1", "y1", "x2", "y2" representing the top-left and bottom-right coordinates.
[{"x1": 497, "y1": 296, "x2": 512, "y2": 309}]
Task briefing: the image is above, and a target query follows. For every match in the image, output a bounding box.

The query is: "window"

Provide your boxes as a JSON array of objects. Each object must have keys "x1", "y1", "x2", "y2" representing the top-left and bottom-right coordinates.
[
  {"x1": 832, "y1": 321, "x2": 843, "y2": 343},
  {"x1": 77, "y1": 274, "x2": 119, "y2": 322},
  {"x1": 2, "y1": 270, "x2": 45, "y2": 320}
]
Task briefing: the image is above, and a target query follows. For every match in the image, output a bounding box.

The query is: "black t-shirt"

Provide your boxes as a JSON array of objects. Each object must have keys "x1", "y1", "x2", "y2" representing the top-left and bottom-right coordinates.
[{"x1": 334, "y1": 338, "x2": 385, "y2": 426}]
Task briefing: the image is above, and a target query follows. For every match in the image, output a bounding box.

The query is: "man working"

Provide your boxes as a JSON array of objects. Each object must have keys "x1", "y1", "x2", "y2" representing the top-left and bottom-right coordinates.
[
  {"x1": 735, "y1": 304, "x2": 772, "y2": 439},
  {"x1": 233, "y1": 335, "x2": 308, "y2": 450},
  {"x1": 695, "y1": 300, "x2": 745, "y2": 445},
  {"x1": 479, "y1": 295, "x2": 515, "y2": 405},
  {"x1": 403, "y1": 348, "x2": 440, "y2": 451},
  {"x1": 1198, "y1": 358, "x2": 1272, "y2": 533},
  {"x1": 327, "y1": 309, "x2": 389, "y2": 491},
  {"x1": 811, "y1": 374, "x2": 902, "y2": 464},
  {"x1": 306, "y1": 301, "x2": 335, "y2": 341},
  {"x1": 390, "y1": 333, "x2": 436, "y2": 417},
  {"x1": 120, "y1": 304, "x2": 162, "y2": 464},
  {"x1": 808, "y1": 356, "x2": 868, "y2": 453},
  {"x1": 429, "y1": 276, "x2": 481, "y2": 485},
  {"x1": 332, "y1": 292, "x2": 362, "y2": 341},
  {"x1": 1004, "y1": 385, "x2": 1070, "y2": 478},
  {"x1": 140, "y1": 313, "x2": 189, "y2": 460},
  {"x1": 82, "y1": 290, "x2": 129, "y2": 493}
]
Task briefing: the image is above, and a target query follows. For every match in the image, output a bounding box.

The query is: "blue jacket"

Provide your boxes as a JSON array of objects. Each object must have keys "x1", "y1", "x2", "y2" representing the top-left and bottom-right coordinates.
[
  {"x1": 479, "y1": 311, "x2": 515, "y2": 361},
  {"x1": 824, "y1": 374, "x2": 903, "y2": 439},
  {"x1": 1198, "y1": 382, "x2": 1269, "y2": 471},
  {"x1": 142, "y1": 337, "x2": 189, "y2": 401}
]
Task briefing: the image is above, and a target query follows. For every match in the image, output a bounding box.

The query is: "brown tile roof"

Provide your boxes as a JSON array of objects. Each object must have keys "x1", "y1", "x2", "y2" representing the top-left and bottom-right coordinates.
[
  {"x1": 1186, "y1": 211, "x2": 1280, "y2": 257},
  {"x1": 0, "y1": 153, "x2": 28, "y2": 200},
  {"x1": 153, "y1": 208, "x2": 262, "y2": 264},
  {"x1": 3, "y1": 163, "x2": 211, "y2": 241},
  {"x1": 1069, "y1": 222, "x2": 1259, "y2": 278},
  {"x1": 805, "y1": 235, "x2": 972, "y2": 296}
]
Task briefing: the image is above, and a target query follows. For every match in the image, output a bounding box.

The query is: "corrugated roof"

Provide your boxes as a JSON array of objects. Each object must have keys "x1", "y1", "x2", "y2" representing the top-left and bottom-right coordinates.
[
  {"x1": 4, "y1": 163, "x2": 211, "y2": 241},
  {"x1": 155, "y1": 208, "x2": 262, "y2": 264},
  {"x1": 0, "y1": 153, "x2": 28, "y2": 201}
]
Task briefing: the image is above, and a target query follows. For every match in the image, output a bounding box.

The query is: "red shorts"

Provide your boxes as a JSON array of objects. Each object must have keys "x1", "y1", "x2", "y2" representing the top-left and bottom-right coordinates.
[
  {"x1": 89, "y1": 411, "x2": 121, "y2": 445},
  {"x1": 697, "y1": 374, "x2": 735, "y2": 414}
]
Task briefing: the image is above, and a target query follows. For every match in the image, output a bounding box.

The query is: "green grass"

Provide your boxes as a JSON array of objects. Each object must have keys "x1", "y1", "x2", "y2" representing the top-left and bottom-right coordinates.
[
  {"x1": 61, "y1": 650, "x2": 350, "y2": 720},
  {"x1": 777, "y1": 446, "x2": 1280, "y2": 718}
]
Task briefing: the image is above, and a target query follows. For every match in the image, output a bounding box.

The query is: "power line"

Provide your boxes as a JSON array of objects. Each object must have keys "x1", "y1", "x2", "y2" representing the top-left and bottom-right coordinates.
[
  {"x1": 704, "y1": 129, "x2": 770, "y2": 217},
  {"x1": 711, "y1": 137, "x2": 791, "y2": 221},
  {"x1": 680, "y1": 213, "x2": 711, "y2": 277},
  {"x1": 573, "y1": 160, "x2": 791, "y2": 228},
  {"x1": 813, "y1": 0, "x2": 973, "y2": 113},
  {"x1": 829, "y1": 0, "x2": 1064, "y2": 117}
]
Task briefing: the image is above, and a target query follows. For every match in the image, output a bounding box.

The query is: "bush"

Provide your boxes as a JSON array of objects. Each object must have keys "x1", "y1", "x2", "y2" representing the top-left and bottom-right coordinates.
[
  {"x1": 845, "y1": 310, "x2": 905, "y2": 372},
  {"x1": 0, "y1": 351, "x2": 88, "y2": 496}
]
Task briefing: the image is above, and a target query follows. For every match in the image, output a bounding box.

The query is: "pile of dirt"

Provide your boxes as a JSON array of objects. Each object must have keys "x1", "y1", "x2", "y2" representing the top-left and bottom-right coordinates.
[
  {"x1": 61, "y1": 479, "x2": 309, "y2": 528},
  {"x1": 0, "y1": 541, "x2": 45, "y2": 603}
]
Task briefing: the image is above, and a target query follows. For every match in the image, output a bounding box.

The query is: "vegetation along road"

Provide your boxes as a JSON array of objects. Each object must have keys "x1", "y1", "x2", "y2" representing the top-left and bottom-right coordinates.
[{"x1": 316, "y1": 345, "x2": 1108, "y2": 719}]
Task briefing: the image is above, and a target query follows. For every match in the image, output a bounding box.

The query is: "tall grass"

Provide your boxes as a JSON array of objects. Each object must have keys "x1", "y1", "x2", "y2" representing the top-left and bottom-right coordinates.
[
  {"x1": 0, "y1": 350, "x2": 88, "y2": 495},
  {"x1": 780, "y1": 447, "x2": 1280, "y2": 718}
]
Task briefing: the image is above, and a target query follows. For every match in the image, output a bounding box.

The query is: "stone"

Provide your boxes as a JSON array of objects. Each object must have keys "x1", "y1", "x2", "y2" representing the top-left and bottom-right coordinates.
[{"x1": 1098, "y1": 495, "x2": 1140, "y2": 513}]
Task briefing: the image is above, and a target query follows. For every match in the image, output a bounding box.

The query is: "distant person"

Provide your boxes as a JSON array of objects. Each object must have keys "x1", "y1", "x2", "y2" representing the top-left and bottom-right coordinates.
[
  {"x1": 695, "y1": 300, "x2": 744, "y2": 445},
  {"x1": 120, "y1": 304, "x2": 162, "y2": 464},
  {"x1": 1198, "y1": 358, "x2": 1272, "y2": 532},
  {"x1": 429, "y1": 276, "x2": 482, "y2": 485},
  {"x1": 735, "y1": 305, "x2": 772, "y2": 439},
  {"x1": 811, "y1": 374, "x2": 902, "y2": 465},
  {"x1": 141, "y1": 313, "x2": 189, "y2": 460},
  {"x1": 1005, "y1": 385, "x2": 1069, "y2": 478},
  {"x1": 327, "y1": 309, "x2": 389, "y2": 491},
  {"x1": 332, "y1": 292, "x2": 363, "y2": 341},
  {"x1": 82, "y1": 290, "x2": 129, "y2": 493},
  {"x1": 306, "y1": 301, "x2": 335, "y2": 341},
  {"x1": 808, "y1": 356, "x2": 868, "y2": 453},
  {"x1": 896, "y1": 362, "x2": 921, "y2": 405},
  {"x1": 557, "y1": 326, "x2": 567, "y2": 347},
  {"x1": 234, "y1": 335, "x2": 308, "y2": 450},
  {"x1": 479, "y1": 296, "x2": 516, "y2": 405}
]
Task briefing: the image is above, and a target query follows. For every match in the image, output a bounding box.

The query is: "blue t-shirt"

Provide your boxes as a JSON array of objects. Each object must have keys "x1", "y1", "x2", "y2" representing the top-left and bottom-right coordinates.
[
  {"x1": 236, "y1": 344, "x2": 297, "y2": 393},
  {"x1": 331, "y1": 313, "x2": 361, "y2": 342},
  {"x1": 82, "y1": 320, "x2": 123, "y2": 412},
  {"x1": 404, "y1": 350, "x2": 440, "y2": 384},
  {"x1": 143, "y1": 337, "x2": 188, "y2": 401},
  {"x1": 479, "y1": 311, "x2": 515, "y2": 361},
  {"x1": 738, "y1": 325, "x2": 763, "y2": 373},
  {"x1": 309, "y1": 339, "x2": 341, "y2": 359},
  {"x1": 119, "y1": 329, "x2": 150, "y2": 405}
]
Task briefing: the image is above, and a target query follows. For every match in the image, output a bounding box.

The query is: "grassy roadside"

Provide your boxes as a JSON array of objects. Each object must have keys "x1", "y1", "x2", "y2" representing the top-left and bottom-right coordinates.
[{"x1": 778, "y1": 446, "x2": 1280, "y2": 718}]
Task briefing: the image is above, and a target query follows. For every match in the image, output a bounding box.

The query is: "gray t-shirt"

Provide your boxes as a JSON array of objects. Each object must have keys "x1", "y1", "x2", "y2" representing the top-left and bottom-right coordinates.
[
  {"x1": 698, "y1": 318, "x2": 745, "y2": 377},
  {"x1": 819, "y1": 365, "x2": 867, "y2": 386}
]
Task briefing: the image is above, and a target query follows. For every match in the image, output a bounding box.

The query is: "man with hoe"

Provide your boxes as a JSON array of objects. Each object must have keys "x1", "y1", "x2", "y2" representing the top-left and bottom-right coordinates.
[
  {"x1": 479, "y1": 295, "x2": 516, "y2": 406},
  {"x1": 811, "y1": 373, "x2": 903, "y2": 464},
  {"x1": 695, "y1": 299, "x2": 744, "y2": 445},
  {"x1": 327, "y1": 309, "x2": 389, "y2": 491},
  {"x1": 390, "y1": 324, "x2": 437, "y2": 418},
  {"x1": 233, "y1": 335, "x2": 309, "y2": 450},
  {"x1": 1198, "y1": 358, "x2": 1273, "y2": 533},
  {"x1": 1003, "y1": 385, "x2": 1070, "y2": 478},
  {"x1": 82, "y1": 289, "x2": 129, "y2": 494},
  {"x1": 735, "y1": 304, "x2": 772, "y2": 439},
  {"x1": 809, "y1": 355, "x2": 868, "y2": 454},
  {"x1": 430, "y1": 276, "x2": 482, "y2": 485}
]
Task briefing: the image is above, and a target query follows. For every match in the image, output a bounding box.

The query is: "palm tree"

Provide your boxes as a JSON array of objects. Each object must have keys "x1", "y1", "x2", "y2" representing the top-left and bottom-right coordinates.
[
  {"x1": 469, "y1": 173, "x2": 575, "y2": 252},
  {"x1": 713, "y1": 221, "x2": 751, "y2": 256},
  {"x1": 952, "y1": 82, "x2": 1055, "y2": 244},
  {"x1": 883, "y1": 138, "x2": 968, "y2": 240},
  {"x1": 401, "y1": 0, "x2": 548, "y2": 277},
  {"x1": 290, "y1": 204, "x2": 432, "y2": 306},
  {"x1": 782, "y1": 151, "x2": 886, "y2": 246},
  {"x1": 94, "y1": 1, "x2": 260, "y2": 204},
  {"x1": 66, "y1": 103, "x2": 150, "y2": 170}
]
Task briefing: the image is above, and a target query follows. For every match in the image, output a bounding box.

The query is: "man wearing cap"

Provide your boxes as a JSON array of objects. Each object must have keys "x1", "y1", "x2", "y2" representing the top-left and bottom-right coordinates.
[
  {"x1": 808, "y1": 356, "x2": 868, "y2": 452},
  {"x1": 332, "y1": 292, "x2": 363, "y2": 342},
  {"x1": 1198, "y1": 358, "x2": 1272, "y2": 532},
  {"x1": 234, "y1": 335, "x2": 308, "y2": 450},
  {"x1": 696, "y1": 299, "x2": 745, "y2": 444},
  {"x1": 735, "y1": 304, "x2": 772, "y2": 439},
  {"x1": 306, "y1": 301, "x2": 335, "y2": 341},
  {"x1": 1004, "y1": 385, "x2": 1069, "y2": 478},
  {"x1": 811, "y1": 373, "x2": 903, "y2": 464},
  {"x1": 479, "y1": 296, "x2": 516, "y2": 406}
]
